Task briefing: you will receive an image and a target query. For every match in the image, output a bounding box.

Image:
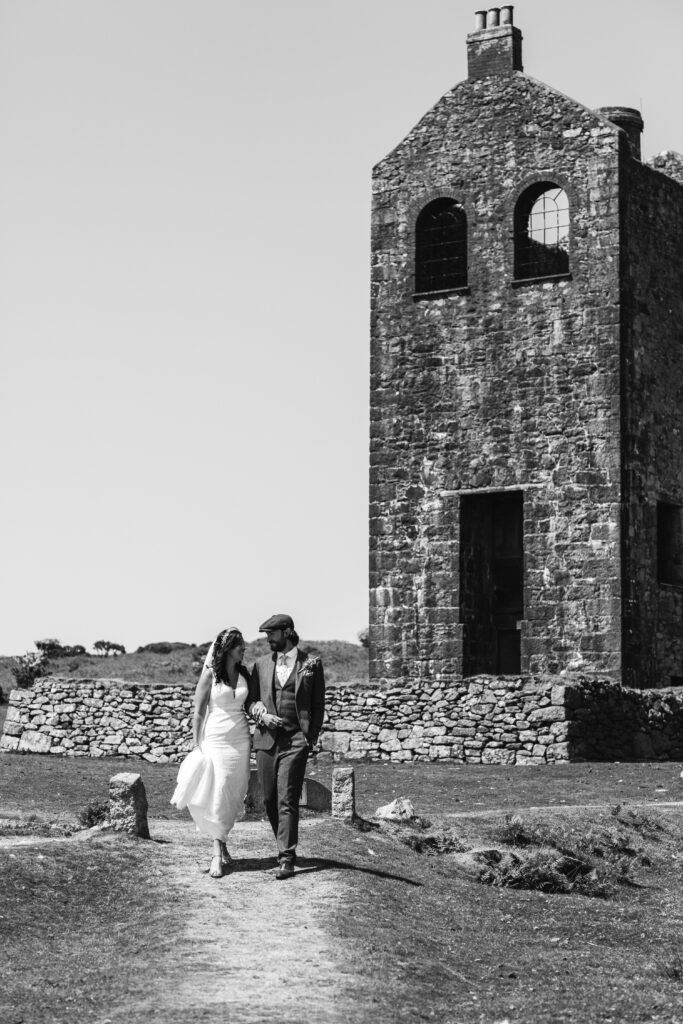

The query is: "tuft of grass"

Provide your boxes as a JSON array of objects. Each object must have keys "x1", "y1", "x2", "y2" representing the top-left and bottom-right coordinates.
[
  {"x1": 492, "y1": 813, "x2": 552, "y2": 848},
  {"x1": 395, "y1": 823, "x2": 467, "y2": 854},
  {"x1": 661, "y1": 952, "x2": 683, "y2": 982},
  {"x1": 615, "y1": 808, "x2": 667, "y2": 837},
  {"x1": 480, "y1": 848, "x2": 575, "y2": 894},
  {"x1": 77, "y1": 799, "x2": 109, "y2": 829}
]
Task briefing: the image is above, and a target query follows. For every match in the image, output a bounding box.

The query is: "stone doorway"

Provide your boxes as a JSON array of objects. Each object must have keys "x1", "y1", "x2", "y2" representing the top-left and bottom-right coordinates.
[{"x1": 460, "y1": 491, "x2": 524, "y2": 675}]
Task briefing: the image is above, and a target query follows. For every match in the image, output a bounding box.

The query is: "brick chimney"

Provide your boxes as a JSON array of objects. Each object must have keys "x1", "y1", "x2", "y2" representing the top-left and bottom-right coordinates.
[{"x1": 467, "y1": 7, "x2": 523, "y2": 80}]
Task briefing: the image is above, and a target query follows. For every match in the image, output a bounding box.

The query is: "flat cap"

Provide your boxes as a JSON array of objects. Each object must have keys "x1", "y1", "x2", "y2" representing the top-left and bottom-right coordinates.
[{"x1": 259, "y1": 613, "x2": 295, "y2": 632}]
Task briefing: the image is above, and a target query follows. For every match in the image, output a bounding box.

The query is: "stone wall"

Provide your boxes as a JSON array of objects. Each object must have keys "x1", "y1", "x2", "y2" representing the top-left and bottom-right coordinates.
[
  {"x1": 0, "y1": 678, "x2": 195, "y2": 762},
  {"x1": 4, "y1": 675, "x2": 683, "y2": 764},
  {"x1": 324, "y1": 676, "x2": 572, "y2": 764},
  {"x1": 567, "y1": 678, "x2": 683, "y2": 761},
  {"x1": 325, "y1": 675, "x2": 683, "y2": 763}
]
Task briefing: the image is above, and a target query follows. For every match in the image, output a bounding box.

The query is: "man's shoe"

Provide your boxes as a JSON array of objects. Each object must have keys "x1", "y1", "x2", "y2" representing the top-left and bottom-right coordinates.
[{"x1": 275, "y1": 861, "x2": 295, "y2": 880}]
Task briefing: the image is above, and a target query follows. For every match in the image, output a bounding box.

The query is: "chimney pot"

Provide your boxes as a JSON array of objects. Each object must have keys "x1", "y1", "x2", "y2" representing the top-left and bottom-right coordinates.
[
  {"x1": 500, "y1": 5, "x2": 514, "y2": 24},
  {"x1": 467, "y1": 9, "x2": 523, "y2": 79}
]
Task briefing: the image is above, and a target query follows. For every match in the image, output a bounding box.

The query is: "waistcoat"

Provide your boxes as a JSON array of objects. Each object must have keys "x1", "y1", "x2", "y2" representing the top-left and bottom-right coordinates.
[{"x1": 274, "y1": 665, "x2": 299, "y2": 731}]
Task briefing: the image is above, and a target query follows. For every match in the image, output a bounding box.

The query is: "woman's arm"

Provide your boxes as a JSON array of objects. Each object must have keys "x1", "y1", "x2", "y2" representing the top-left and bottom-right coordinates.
[
  {"x1": 192, "y1": 667, "x2": 213, "y2": 747},
  {"x1": 244, "y1": 662, "x2": 266, "y2": 721}
]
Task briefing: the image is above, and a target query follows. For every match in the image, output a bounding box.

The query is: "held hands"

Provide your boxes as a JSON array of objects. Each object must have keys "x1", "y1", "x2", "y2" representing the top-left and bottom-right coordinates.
[
  {"x1": 251, "y1": 701, "x2": 283, "y2": 730},
  {"x1": 260, "y1": 712, "x2": 284, "y2": 729}
]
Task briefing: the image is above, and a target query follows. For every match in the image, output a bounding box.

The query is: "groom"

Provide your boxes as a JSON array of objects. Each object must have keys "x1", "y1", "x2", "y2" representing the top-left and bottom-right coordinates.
[{"x1": 247, "y1": 614, "x2": 326, "y2": 879}]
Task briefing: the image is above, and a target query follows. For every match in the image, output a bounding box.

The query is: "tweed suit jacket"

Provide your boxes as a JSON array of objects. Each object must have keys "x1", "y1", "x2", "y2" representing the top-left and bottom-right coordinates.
[{"x1": 246, "y1": 650, "x2": 325, "y2": 751}]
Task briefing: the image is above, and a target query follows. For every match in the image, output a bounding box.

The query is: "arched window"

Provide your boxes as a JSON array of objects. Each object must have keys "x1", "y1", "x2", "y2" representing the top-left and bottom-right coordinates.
[
  {"x1": 415, "y1": 198, "x2": 467, "y2": 295},
  {"x1": 514, "y1": 183, "x2": 569, "y2": 280}
]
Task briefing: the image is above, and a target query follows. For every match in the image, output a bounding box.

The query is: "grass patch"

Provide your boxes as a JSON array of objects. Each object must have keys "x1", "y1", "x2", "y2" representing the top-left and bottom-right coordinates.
[
  {"x1": 477, "y1": 810, "x2": 669, "y2": 897},
  {"x1": 383, "y1": 818, "x2": 469, "y2": 854},
  {"x1": 1, "y1": 835, "x2": 177, "y2": 1023},
  {"x1": 373, "y1": 809, "x2": 664, "y2": 898},
  {"x1": 0, "y1": 814, "x2": 74, "y2": 838},
  {"x1": 2, "y1": 754, "x2": 683, "y2": 1024},
  {"x1": 324, "y1": 806, "x2": 683, "y2": 1024}
]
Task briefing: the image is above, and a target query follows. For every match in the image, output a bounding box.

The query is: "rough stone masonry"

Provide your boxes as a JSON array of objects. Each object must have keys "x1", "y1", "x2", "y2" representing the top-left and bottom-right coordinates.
[
  {"x1": 370, "y1": 7, "x2": 683, "y2": 695},
  {"x1": 4, "y1": 674, "x2": 683, "y2": 765}
]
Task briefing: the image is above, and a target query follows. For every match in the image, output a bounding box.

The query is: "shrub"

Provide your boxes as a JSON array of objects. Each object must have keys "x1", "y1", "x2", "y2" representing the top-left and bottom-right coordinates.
[
  {"x1": 137, "y1": 642, "x2": 193, "y2": 654},
  {"x1": 399, "y1": 824, "x2": 466, "y2": 854},
  {"x1": 34, "y1": 639, "x2": 87, "y2": 659},
  {"x1": 93, "y1": 640, "x2": 126, "y2": 657},
  {"x1": 10, "y1": 652, "x2": 48, "y2": 689},
  {"x1": 482, "y1": 848, "x2": 575, "y2": 894},
  {"x1": 34, "y1": 638, "x2": 63, "y2": 658},
  {"x1": 486, "y1": 814, "x2": 642, "y2": 897},
  {"x1": 78, "y1": 800, "x2": 109, "y2": 829},
  {"x1": 492, "y1": 814, "x2": 551, "y2": 848}
]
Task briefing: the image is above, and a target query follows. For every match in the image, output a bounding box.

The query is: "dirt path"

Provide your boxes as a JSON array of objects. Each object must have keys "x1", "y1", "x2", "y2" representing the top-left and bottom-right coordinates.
[
  {"x1": 1, "y1": 815, "x2": 360, "y2": 1022},
  {"x1": 115, "y1": 817, "x2": 354, "y2": 1024}
]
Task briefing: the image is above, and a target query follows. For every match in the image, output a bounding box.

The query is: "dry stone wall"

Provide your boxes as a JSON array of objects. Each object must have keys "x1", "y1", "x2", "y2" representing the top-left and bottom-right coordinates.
[
  {"x1": 0, "y1": 678, "x2": 195, "y2": 762},
  {"x1": 3, "y1": 674, "x2": 683, "y2": 764}
]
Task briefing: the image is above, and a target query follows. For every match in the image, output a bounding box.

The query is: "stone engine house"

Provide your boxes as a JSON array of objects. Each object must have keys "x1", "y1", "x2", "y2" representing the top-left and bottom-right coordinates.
[{"x1": 370, "y1": 7, "x2": 683, "y2": 691}]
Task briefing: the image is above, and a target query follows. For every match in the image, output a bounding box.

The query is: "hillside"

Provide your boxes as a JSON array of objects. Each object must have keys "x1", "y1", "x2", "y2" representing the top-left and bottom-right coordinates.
[{"x1": 0, "y1": 638, "x2": 369, "y2": 697}]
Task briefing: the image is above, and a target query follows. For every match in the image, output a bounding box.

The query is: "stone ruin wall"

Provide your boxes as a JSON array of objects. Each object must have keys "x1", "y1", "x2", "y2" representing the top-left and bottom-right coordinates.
[
  {"x1": 621, "y1": 152, "x2": 683, "y2": 688},
  {"x1": 370, "y1": 74, "x2": 624, "y2": 689},
  {"x1": 3, "y1": 675, "x2": 683, "y2": 765}
]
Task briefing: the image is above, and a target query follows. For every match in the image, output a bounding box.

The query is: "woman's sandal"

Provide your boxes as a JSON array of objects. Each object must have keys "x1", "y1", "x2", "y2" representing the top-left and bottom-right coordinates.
[{"x1": 209, "y1": 854, "x2": 224, "y2": 878}]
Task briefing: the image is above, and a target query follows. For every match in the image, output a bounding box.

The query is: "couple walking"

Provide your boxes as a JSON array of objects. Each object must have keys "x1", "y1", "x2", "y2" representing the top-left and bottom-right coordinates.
[{"x1": 171, "y1": 614, "x2": 325, "y2": 880}]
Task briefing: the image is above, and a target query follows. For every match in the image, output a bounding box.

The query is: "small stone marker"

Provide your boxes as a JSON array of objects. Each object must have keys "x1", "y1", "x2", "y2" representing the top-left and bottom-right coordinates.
[
  {"x1": 300, "y1": 778, "x2": 332, "y2": 812},
  {"x1": 331, "y1": 766, "x2": 355, "y2": 819},
  {"x1": 109, "y1": 772, "x2": 150, "y2": 838},
  {"x1": 375, "y1": 797, "x2": 416, "y2": 821}
]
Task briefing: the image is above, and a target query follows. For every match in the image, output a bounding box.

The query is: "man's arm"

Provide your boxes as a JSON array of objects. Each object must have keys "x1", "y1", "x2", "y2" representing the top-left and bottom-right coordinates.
[
  {"x1": 246, "y1": 658, "x2": 282, "y2": 728},
  {"x1": 244, "y1": 661, "x2": 262, "y2": 717},
  {"x1": 308, "y1": 661, "x2": 326, "y2": 746}
]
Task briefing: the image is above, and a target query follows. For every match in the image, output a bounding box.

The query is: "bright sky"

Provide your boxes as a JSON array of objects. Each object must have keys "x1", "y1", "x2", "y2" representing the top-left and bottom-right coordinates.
[{"x1": 2, "y1": 0, "x2": 682, "y2": 655}]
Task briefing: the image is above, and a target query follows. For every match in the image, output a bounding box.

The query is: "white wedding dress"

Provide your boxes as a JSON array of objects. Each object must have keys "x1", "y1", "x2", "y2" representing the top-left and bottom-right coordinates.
[{"x1": 171, "y1": 674, "x2": 251, "y2": 841}]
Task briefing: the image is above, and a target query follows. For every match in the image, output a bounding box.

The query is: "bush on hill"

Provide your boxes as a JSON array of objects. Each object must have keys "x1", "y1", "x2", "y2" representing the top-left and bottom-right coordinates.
[
  {"x1": 136, "y1": 642, "x2": 196, "y2": 655},
  {"x1": 10, "y1": 652, "x2": 49, "y2": 689},
  {"x1": 0, "y1": 639, "x2": 369, "y2": 691}
]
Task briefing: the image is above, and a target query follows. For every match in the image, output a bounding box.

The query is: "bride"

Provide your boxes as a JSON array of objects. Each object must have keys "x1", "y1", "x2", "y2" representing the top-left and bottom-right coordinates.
[{"x1": 171, "y1": 627, "x2": 252, "y2": 877}]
